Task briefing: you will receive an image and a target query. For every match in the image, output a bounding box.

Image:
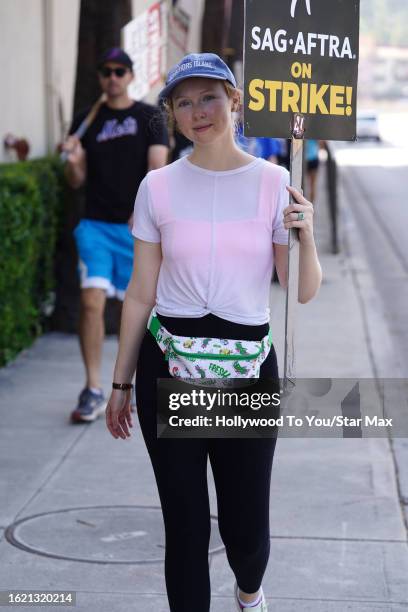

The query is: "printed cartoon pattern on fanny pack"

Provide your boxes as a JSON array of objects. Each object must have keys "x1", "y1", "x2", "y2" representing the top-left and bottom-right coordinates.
[{"x1": 148, "y1": 308, "x2": 272, "y2": 384}]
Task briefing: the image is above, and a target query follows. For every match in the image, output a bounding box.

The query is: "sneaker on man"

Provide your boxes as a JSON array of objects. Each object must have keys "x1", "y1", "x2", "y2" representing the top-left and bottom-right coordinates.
[
  {"x1": 71, "y1": 388, "x2": 106, "y2": 423},
  {"x1": 234, "y1": 583, "x2": 268, "y2": 611}
]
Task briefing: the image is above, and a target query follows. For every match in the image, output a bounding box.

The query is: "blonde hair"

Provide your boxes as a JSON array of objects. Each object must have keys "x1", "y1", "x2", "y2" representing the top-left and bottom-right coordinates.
[{"x1": 162, "y1": 80, "x2": 242, "y2": 134}]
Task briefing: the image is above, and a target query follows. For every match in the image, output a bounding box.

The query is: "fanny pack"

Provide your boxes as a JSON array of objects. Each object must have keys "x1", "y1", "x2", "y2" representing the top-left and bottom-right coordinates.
[{"x1": 148, "y1": 308, "x2": 272, "y2": 387}]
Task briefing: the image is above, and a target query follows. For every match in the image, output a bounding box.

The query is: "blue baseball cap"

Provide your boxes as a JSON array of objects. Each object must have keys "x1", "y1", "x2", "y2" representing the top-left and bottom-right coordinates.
[{"x1": 160, "y1": 53, "x2": 237, "y2": 100}]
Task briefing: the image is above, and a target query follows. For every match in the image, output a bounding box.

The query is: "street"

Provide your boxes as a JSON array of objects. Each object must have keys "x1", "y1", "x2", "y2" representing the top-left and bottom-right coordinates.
[{"x1": 335, "y1": 116, "x2": 408, "y2": 377}]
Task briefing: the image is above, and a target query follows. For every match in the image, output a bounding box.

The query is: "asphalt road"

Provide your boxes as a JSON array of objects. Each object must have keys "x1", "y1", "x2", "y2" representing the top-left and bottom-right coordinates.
[{"x1": 335, "y1": 138, "x2": 408, "y2": 377}]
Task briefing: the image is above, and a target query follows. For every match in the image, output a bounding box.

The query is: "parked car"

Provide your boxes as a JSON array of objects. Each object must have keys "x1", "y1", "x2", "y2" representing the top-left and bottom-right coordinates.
[{"x1": 356, "y1": 111, "x2": 381, "y2": 141}]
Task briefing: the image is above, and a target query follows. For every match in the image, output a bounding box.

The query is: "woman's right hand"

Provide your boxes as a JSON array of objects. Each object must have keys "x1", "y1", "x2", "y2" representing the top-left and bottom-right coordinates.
[{"x1": 106, "y1": 389, "x2": 133, "y2": 440}]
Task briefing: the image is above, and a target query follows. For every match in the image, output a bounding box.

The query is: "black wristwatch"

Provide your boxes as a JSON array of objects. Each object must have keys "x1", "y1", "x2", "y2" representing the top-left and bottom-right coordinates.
[{"x1": 112, "y1": 382, "x2": 133, "y2": 391}]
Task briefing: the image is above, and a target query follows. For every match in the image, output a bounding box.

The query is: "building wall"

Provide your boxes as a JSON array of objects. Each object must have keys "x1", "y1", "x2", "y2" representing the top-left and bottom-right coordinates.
[
  {"x1": 0, "y1": 0, "x2": 203, "y2": 162},
  {"x1": 0, "y1": 0, "x2": 46, "y2": 161},
  {"x1": 0, "y1": 0, "x2": 80, "y2": 162},
  {"x1": 47, "y1": 0, "x2": 81, "y2": 141},
  {"x1": 177, "y1": 0, "x2": 205, "y2": 54},
  {"x1": 129, "y1": 0, "x2": 204, "y2": 104},
  {"x1": 131, "y1": 0, "x2": 204, "y2": 54}
]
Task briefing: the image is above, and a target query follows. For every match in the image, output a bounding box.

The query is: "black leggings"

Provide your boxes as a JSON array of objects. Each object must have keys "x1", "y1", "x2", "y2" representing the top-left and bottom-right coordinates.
[{"x1": 136, "y1": 313, "x2": 279, "y2": 612}]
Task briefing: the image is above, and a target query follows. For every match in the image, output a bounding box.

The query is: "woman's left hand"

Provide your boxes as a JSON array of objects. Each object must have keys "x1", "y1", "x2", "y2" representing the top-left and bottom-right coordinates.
[{"x1": 284, "y1": 186, "x2": 315, "y2": 246}]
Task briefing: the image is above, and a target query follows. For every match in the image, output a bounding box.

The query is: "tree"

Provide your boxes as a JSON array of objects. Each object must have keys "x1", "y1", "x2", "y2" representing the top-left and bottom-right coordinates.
[
  {"x1": 360, "y1": 0, "x2": 408, "y2": 46},
  {"x1": 201, "y1": 0, "x2": 244, "y2": 69},
  {"x1": 201, "y1": 0, "x2": 230, "y2": 60},
  {"x1": 228, "y1": 2, "x2": 245, "y2": 70},
  {"x1": 74, "y1": 0, "x2": 132, "y2": 114}
]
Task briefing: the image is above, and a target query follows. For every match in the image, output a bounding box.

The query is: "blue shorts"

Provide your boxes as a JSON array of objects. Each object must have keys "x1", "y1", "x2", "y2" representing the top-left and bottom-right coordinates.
[{"x1": 73, "y1": 219, "x2": 133, "y2": 300}]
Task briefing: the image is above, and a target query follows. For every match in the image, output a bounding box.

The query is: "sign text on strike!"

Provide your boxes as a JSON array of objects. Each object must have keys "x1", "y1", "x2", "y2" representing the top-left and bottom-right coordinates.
[{"x1": 249, "y1": 62, "x2": 353, "y2": 117}]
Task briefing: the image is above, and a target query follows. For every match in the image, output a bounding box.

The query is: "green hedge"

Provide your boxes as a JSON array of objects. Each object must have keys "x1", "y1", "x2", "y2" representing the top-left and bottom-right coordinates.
[{"x1": 0, "y1": 157, "x2": 64, "y2": 366}]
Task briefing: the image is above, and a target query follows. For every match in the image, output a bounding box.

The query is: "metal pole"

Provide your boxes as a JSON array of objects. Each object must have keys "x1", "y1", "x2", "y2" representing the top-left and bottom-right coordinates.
[{"x1": 283, "y1": 113, "x2": 305, "y2": 395}]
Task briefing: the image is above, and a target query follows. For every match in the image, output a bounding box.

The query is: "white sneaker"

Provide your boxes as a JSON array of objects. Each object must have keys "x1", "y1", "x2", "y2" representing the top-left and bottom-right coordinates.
[{"x1": 234, "y1": 583, "x2": 268, "y2": 611}]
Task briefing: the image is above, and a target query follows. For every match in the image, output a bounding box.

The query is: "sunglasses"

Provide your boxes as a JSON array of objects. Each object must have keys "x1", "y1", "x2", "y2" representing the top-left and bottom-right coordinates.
[{"x1": 99, "y1": 67, "x2": 129, "y2": 78}]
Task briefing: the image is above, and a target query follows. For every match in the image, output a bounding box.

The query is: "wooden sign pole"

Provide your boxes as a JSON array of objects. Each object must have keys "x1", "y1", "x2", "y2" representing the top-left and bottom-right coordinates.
[{"x1": 283, "y1": 113, "x2": 305, "y2": 394}]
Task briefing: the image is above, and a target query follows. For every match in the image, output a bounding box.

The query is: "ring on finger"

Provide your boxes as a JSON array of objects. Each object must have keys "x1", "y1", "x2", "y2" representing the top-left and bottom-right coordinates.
[{"x1": 297, "y1": 212, "x2": 305, "y2": 221}]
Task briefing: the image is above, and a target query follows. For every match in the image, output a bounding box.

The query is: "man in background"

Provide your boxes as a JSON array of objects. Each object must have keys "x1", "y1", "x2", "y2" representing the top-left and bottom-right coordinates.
[{"x1": 63, "y1": 48, "x2": 169, "y2": 423}]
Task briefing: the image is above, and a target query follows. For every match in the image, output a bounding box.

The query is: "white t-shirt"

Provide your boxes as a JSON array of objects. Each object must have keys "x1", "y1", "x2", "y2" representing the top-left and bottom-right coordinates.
[{"x1": 132, "y1": 156, "x2": 289, "y2": 325}]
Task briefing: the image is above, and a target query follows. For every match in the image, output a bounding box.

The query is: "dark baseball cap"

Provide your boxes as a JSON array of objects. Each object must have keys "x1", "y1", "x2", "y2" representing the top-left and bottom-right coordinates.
[
  {"x1": 159, "y1": 53, "x2": 237, "y2": 100},
  {"x1": 98, "y1": 47, "x2": 133, "y2": 71}
]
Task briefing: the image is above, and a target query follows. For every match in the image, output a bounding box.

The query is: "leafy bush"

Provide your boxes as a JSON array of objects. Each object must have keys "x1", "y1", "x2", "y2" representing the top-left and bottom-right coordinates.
[{"x1": 0, "y1": 157, "x2": 63, "y2": 366}]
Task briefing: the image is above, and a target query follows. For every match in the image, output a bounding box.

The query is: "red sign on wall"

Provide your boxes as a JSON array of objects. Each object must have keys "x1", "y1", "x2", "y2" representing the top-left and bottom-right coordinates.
[{"x1": 123, "y1": 1, "x2": 167, "y2": 100}]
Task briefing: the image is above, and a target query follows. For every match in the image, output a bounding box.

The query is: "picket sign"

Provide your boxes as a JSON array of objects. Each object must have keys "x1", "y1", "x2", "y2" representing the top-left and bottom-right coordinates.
[
  {"x1": 122, "y1": 1, "x2": 167, "y2": 101},
  {"x1": 243, "y1": 0, "x2": 360, "y2": 391}
]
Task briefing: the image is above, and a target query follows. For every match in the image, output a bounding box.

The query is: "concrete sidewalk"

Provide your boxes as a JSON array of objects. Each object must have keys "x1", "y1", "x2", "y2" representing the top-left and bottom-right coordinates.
[{"x1": 0, "y1": 166, "x2": 407, "y2": 611}]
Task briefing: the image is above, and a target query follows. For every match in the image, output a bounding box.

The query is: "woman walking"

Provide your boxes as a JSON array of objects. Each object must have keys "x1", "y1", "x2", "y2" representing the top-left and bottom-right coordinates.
[{"x1": 106, "y1": 53, "x2": 322, "y2": 612}]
